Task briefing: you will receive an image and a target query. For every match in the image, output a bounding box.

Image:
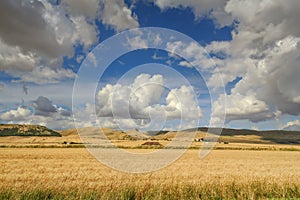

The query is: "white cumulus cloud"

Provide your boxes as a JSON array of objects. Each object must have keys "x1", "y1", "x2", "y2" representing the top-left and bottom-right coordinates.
[
  {"x1": 100, "y1": 0, "x2": 139, "y2": 31},
  {"x1": 0, "y1": 107, "x2": 32, "y2": 121},
  {"x1": 0, "y1": 0, "x2": 138, "y2": 84},
  {"x1": 154, "y1": 0, "x2": 300, "y2": 124},
  {"x1": 96, "y1": 74, "x2": 202, "y2": 122}
]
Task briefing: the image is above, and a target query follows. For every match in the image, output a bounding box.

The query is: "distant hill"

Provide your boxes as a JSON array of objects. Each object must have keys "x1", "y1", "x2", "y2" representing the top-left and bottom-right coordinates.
[
  {"x1": 59, "y1": 127, "x2": 146, "y2": 140},
  {"x1": 181, "y1": 127, "x2": 300, "y2": 144},
  {"x1": 1, "y1": 124, "x2": 299, "y2": 145},
  {"x1": 147, "y1": 130, "x2": 170, "y2": 136},
  {"x1": 183, "y1": 127, "x2": 299, "y2": 134},
  {"x1": 0, "y1": 124, "x2": 61, "y2": 137}
]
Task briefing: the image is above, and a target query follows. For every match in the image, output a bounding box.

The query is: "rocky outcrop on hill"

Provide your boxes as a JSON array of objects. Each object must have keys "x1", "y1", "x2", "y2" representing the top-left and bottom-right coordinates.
[{"x1": 0, "y1": 124, "x2": 61, "y2": 137}]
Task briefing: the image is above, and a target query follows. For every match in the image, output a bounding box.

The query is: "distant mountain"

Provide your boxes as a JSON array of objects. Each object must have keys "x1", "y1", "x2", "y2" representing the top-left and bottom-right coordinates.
[{"x1": 0, "y1": 124, "x2": 61, "y2": 137}]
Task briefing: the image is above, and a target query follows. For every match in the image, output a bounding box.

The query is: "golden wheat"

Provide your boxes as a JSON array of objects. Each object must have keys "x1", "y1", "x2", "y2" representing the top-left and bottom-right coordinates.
[{"x1": 0, "y1": 148, "x2": 300, "y2": 199}]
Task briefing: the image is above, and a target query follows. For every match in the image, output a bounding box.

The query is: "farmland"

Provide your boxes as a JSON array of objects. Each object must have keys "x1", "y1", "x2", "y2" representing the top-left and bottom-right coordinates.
[
  {"x1": 1, "y1": 125, "x2": 300, "y2": 199},
  {"x1": 1, "y1": 148, "x2": 300, "y2": 199}
]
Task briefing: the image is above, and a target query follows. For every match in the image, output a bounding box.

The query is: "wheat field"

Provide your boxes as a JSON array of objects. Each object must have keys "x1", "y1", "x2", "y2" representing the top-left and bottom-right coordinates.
[{"x1": 0, "y1": 148, "x2": 300, "y2": 199}]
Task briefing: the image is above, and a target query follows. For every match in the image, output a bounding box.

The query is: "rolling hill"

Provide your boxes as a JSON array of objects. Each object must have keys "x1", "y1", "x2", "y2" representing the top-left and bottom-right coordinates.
[
  {"x1": 181, "y1": 127, "x2": 300, "y2": 144},
  {"x1": 0, "y1": 124, "x2": 299, "y2": 146}
]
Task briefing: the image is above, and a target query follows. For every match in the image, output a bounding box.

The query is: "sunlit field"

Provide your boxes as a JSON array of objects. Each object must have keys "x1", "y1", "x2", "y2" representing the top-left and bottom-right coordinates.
[
  {"x1": 1, "y1": 0, "x2": 300, "y2": 199},
  {"x1": 1, "y1": 148, "x2": 300, "y2": 199}
]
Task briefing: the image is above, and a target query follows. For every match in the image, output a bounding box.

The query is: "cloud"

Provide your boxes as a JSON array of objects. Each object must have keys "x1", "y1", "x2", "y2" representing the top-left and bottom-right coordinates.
[
  {"x1": 30, "y1": 104, "x2": 73, "y2": 130},
  {"x1": 225, "y1": 0, "x2": 300, "y2": 39},
  {"x1": 32, "y1": 96, "x2": 71, "y2": 117},
  {"x1": 152, "y1": 52, "x2": 165, "y2": 60},
  {"x1": 31, "y1": 96, "x2": 71, "y2": 118},
  {"x1": 0, "y1": 0, "x2": 141, "y2": 127},
  {"x1": 0, "y1": 96, "x2": 74, "y2": 130},
  {"x1": 178, "y1": 60, "x2": 193, "y2": 68},
  {"x1": 96, "y1": 73, "x2": 202, "y2": 122},
  {"x1": 69, "y1": 15, "x2": 99, "y2": 50},
  {"x1": 0, "y1": 83, "x2": 4, "y2": 91},
  {"x1": 0, "y1": 82, "x2": 74, "y2": 109},
  {"x1": 87, "y1": 52, "x2": 97, "y2": 67},
  {"x1": 154, "y1": 0, "x2": 233, "y2": 27},
  {"x1": 213, "y1": 94, "x2": 274, "y2": 123},
  {"x1": 166, "y1": 41, "x2": 214, "y2": 70},
  {"x1": 0, "y1": 0, "x2": 97, "y2": 64},
  {"x1": 58, "y1": 109, "x2": 71, "y2": 117},
  {"x1": 0, "y1": 0, "x2": 138, "y2": 84},
  {"x1": 0, "y1": 40, "x2": 40, "y2": 72},
  {"x1": 195, "y1": 1, "x2": 300, "y2": 123},
  {"x1": 0, "y1": 106, "x2": 32, "y2": 121},
  {"x1": 0, "y1": 0, "x2": 98, "y2": 84},
  {"x1": 100, "y1": 0, "x2": 139, "y2": 31},
  {"x1": 13, "y1": 114, "x2": 75, "y2": 130},
  {"x1": 76, "y1": 55, "x2": 85, "y2": 64},
  {"x1": 96, "y1": 117, "x2": 137, "y2": 130},
  {"x1": 10, "y1": 66, "x2": 76, "y2": 84},
  {"x1": 62, "y1": 0, "x2": 139, "y2": 32},
  {"x1": 61, "y1": 0, "x2": 100, "y2": 19},
  {"x1": 281, "y1": 120, "x2": 300, "y2": 131},
  {"x1": 32, "y1": 96, "x2": 57, "y2": 116},
  {"x1": 126, "y1": 35, "x2": 149, "y2": 50},
  {"x1": 165, "y1": 85, "x2": 203, "y2": 119},
  {"x1": 0, "y1": 1, "x2": 63, "y2": 58},
  {"x1": 153, "y1": 1, "x2": 300, "y2": 123},
  {"x1": 96, "y1": 74, "x2": 164, "y2": 118}
]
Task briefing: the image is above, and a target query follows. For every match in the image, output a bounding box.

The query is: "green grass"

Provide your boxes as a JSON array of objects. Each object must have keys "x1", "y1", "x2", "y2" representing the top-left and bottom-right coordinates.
[{"x1": 1, "y1": 182, "x2": 300, "y2": 200}]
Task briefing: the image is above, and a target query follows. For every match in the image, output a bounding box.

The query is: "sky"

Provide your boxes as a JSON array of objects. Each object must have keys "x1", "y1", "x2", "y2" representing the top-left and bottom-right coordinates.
[{"x1": 0, "y1": 0, "x2": 300, "y2": 131}]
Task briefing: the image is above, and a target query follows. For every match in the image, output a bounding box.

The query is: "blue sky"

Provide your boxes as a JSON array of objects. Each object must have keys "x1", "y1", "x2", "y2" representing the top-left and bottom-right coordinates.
[{"x1": 0, "y1": 0, "x2": 299, "y2": 131}]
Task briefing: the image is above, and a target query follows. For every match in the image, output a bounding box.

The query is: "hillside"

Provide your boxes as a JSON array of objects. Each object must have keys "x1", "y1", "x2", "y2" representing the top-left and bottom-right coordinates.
[
  {"x1": 0, "y1": 124, "x2": 299, "y2": 147},
  {"x1": 181, "y1": 127, "x2": 300, "y2": 144},
  {"x1": 0, "y1": 124, "x2": 61, "y2": 137},
  {"x1": 59, "y1": 127, "x2": 149, "y2": 140}
]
